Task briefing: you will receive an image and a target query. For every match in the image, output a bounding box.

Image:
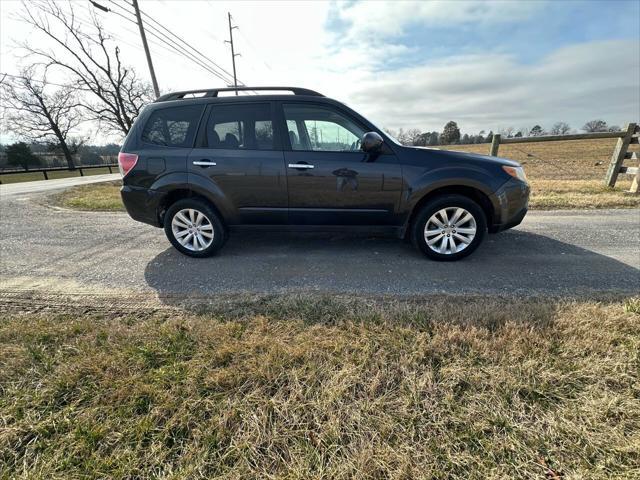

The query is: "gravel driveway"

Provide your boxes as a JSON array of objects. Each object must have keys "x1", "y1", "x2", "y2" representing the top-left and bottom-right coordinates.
[{"x1": 1, "y1": 183, "x2": 639, "y2": 299}]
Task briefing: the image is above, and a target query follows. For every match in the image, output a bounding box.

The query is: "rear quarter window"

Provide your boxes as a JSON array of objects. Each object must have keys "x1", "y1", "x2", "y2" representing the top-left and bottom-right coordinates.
[{"x1": 141, "y1": 105, "x2": 204, "y2": 147}]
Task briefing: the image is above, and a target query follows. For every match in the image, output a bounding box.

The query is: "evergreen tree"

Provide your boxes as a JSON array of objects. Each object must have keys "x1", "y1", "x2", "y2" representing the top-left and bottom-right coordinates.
[
  {"x1": 486, "y1": 131, "x2": 494, "y2": 143},
  {"x1": 440, "y1": 121, "x2": 461, "y2": 145},
  {"x1": 530, "y1": 125, "x2": 545, "y2": 136},
  {"x1": 6, "y1": 142, "x2": 40, "y2": 171}
]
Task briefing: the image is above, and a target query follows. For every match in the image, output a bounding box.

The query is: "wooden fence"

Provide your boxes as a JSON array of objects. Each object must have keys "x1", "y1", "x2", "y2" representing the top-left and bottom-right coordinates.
[
  {"x1": 488, "y1": 122, "x2": 639, "y2": 193},
  {"x1": 0, "y1": 164, "x2": 118, "y2": 184}
]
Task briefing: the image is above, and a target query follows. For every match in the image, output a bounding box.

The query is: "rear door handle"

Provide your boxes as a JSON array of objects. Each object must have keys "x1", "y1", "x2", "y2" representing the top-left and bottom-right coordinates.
[
  {"x1": 288, "y1": 163, "x2": 314, "y2": 169},
  {"x1": 193, "y1": 160, "x2": 217, "y2": 166}
]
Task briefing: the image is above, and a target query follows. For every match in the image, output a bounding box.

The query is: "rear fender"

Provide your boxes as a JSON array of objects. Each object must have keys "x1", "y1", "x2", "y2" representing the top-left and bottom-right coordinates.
[{"x1": 150, "y1": 172, "x2": 237, "y2": 224}]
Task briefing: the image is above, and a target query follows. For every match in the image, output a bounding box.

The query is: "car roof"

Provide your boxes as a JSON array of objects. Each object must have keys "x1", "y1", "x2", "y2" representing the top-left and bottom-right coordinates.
[
  {"x1": 156, "y1": 86, "x2": 322, "y2": 102},
  {"x1": 147, "y1": 91, "x2": 342, "y2": 111}
]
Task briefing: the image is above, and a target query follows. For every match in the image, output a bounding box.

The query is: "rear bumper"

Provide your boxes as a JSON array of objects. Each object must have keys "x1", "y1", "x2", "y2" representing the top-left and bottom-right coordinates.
[
  {"x1": 120, "y1": 185, "x2": 165, "y2": 227},
  {"x1": 489, "y1": 178, "x2": 530, "y2": 233}
]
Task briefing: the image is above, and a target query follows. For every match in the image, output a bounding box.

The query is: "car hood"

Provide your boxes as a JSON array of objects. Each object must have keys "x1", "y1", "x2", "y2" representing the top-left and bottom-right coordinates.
[{"x1": 408, "y1": 146, "x2": 521, "y2": 167}]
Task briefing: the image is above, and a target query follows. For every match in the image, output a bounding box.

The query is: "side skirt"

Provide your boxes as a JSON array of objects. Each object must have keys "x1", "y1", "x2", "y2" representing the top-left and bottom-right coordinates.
[{"x1": 228, "y1": 224, "x2": 404, "y2": 238}]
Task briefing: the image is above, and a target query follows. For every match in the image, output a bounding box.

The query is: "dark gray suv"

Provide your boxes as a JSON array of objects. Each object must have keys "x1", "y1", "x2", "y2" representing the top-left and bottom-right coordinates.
[{"x1": 119, "y1": 86, "x2": 529, "y2": 261}]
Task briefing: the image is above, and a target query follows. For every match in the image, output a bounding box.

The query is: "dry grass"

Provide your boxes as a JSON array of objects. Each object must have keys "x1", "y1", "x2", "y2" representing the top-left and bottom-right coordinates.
[
  {"x1": 446, "y1": 138, "x2": 640, "y2": 209},
  {"x1": 445, "y1": 137, "x2": 639, "y2": 181},
  {"x1": 1, "y1": 295, "x2": 639, "y2": 479},
  {"x1": 529, "y1": 179, "x2": 639, "y2": 209},
  {"x1": 52, "y1": 180, "x2": 125, "y2": 211}
]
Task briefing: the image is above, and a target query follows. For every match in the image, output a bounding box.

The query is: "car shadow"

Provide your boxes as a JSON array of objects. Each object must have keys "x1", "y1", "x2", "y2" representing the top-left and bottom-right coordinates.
[{"x1": 143, "y1": 229, "x2": 639, "y2": 306}]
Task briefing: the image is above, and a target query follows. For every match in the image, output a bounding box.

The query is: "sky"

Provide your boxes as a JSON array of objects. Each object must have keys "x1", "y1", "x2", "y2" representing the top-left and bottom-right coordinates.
[{"x1": 1, "y1": 0, "x2": 639, "y2": 143}]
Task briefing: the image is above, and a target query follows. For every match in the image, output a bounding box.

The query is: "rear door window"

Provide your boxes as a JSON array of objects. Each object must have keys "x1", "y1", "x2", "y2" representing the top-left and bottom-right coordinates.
[
  {"x1": 141, "y1": 105, "x2": 203, "y2": 147},
  {"x1": 203, "y1": 103, "x2": 274, "y2": 150}
]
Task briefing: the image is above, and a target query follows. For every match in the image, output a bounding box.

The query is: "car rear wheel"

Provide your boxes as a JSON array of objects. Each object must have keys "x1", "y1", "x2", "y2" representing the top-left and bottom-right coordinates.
[
  {"x1": 164, "y1": 198, "x2": 226, "y2": 258},
  {"x1": 412, "y1": 194, "x2": 487, "y2": 261}
]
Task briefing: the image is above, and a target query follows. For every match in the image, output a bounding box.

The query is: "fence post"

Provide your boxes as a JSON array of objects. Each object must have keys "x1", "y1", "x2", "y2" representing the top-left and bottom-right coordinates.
[
  {"x1": 630, "y1": 166, "x2": 639, "y2": 194},
  {"x1": 43, "y1": 171, "x2": 48, "y2": 180},
  {"x1": 490, "y1": 134, "x2": 501, "y2": 156},
  {"x1": 79, "y1": 168, "x2": 84, "y2": 177},
  {"x1": 604, "y1": 122, "x2": 636, "y2": 187}
]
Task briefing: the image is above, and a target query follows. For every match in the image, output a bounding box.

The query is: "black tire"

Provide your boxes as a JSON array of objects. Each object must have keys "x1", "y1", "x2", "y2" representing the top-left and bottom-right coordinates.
[
  {"x1": 411, "y1": 194, "x2": 487, "y2": 261},
  {"x1": 163, "y1": 198, "x2": 226, "y2": 258}
]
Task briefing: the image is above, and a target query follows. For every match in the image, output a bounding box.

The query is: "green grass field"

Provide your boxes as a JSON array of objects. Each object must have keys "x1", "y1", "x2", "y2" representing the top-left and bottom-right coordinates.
[
  {"x1": 0, "y1": 295, "x2": 638, "y2": 478},
  {"x1": 0, "y1": 167, "x2": 116, "y2": 184},
  {"x1": 53, "y1": 181, "x2": 125, "y2": 212}
]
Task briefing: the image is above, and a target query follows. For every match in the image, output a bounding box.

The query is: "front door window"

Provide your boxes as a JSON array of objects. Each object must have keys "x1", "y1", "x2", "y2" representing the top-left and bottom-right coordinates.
[{"x1": 283, "y1": 104, "x2": 366, "y2": 152}]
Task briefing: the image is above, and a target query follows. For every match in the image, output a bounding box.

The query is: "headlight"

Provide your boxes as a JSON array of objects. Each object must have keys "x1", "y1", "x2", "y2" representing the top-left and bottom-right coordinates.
[{"x1": 502, "y1": 165, "x2": 528, "y2": 183}]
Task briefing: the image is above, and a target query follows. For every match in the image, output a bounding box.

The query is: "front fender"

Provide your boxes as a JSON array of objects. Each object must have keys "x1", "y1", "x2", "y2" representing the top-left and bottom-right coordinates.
[{"x1": 403, "y1": 165, "x2": 507, "y2": 217}]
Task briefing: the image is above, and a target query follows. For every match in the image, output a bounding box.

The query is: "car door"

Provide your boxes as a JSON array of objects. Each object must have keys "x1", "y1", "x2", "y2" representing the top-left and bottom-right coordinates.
[
  {"x1": 280, "y1": 102, "x2": 402, "y2": 225},
  {"x1": 188, "y1": 102, "x2": 288, "y2": 224},
  {"x1": 133, "y1": 104, "x2": 205, "y2": 190}
]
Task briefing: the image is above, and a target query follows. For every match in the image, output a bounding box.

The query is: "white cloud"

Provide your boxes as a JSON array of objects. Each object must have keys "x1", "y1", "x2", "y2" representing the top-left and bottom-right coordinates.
[
  {"x1": 344, "y1": 39, "x2": 640, "y2": 133},
  {"x1": 1, "y1": 1, "x2": 638, "y2": 142},
  {"x1": 335, "y1": 0, "x2": 544, "y2": 40}
]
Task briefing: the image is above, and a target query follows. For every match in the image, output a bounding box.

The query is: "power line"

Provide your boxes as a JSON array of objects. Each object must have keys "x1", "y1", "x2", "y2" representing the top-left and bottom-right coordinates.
[
  {"x1": 108, "y1": 0, "x2": 235, "y2": 84},
  {"x1": 82, "y1": 2, "x2": 206, "y2": 69},
  {"x1": 88, "y1": 0, "x2": 259, "y2": 93},
  {"x1": 93, "y1": 0, "x2": 233, "y2": 84},
  {"x1": 107, "y1": 0, "x2": 240, "y2": 86},
  {"x1": 138, "y1": 4, "x2": 237, "y2": 82},
  {"x1": 65, "y1": 3, "x2": 147, "y2": 53}
]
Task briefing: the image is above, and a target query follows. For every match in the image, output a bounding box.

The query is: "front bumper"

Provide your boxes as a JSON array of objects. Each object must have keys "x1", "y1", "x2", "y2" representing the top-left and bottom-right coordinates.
[
  {"x1": 489, "y1": 178, "x2": 530, "y2": 233},
  {"x1": 120, "y1": 185, "x2": 165, "y2": 227}
]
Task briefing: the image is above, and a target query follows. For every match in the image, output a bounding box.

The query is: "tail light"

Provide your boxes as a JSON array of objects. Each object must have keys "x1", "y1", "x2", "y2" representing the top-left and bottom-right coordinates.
[{"x1": 118, "y1": 152, "x2": 138, "y2": 177}]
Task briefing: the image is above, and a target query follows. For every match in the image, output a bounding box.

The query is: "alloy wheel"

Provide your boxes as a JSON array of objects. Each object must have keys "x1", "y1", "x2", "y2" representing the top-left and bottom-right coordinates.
[
  {"x1": 424, "y1": 207, "x2": 477, "y2": 255},
  {"x1": 171, "y1": 208, "x2": 214, "y2": 252}
]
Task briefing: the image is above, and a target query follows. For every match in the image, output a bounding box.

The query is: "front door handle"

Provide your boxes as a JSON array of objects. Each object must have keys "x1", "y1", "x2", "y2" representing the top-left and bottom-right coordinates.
[
  {"x1": 288, "y1": 163, "x2": 314, "y2": 169},
  {"x1": 193, "y1": 160, "x2": 217, "y2": 167}
]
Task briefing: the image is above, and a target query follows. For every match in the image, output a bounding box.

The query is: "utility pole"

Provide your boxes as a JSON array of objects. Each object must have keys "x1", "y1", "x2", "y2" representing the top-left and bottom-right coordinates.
[
  {"x1": 225, "y1": 12, "x2": 240, "y2": 95},
  {"x1": 131, "y1": 0, "x2": 160, "y2": 98}
]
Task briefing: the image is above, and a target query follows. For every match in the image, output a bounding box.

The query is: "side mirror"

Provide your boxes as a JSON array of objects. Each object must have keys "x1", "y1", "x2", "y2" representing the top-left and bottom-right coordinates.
[{"x1": 361, "y1": 131, "x2": 384, "y2": 153}]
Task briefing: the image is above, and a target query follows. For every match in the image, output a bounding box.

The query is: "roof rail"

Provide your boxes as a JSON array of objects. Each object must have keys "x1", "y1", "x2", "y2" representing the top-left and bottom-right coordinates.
[{"x1": 156, "y1": 86, "x2": 324, "y2": 102}]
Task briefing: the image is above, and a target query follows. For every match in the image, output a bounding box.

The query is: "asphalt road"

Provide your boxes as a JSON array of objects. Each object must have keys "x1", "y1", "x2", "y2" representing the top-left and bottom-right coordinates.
[{"x1": 0, "y1": 180, "x2": 638, "y2": 299}]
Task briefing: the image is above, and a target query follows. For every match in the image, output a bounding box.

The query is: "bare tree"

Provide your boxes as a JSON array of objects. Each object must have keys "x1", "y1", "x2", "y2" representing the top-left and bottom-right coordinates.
[
  {"x1": 19, "y1": 0, "x2": 153, "y2": 137},
  {"x1": 395, "y1": 128, "x2": 410, "y2": 145},
  {"x1": 582, "y1": 119, "x2": 608, "y2": 132},
  {"x1": 383, "y1": 128, "x2": 399, "y2": 141},
  {"x1": 1, "y1": 68, "x2": 83, "y2": 169},
  {"x1": 500, "y1": 126, "x2": 515, "y2": 138},
  {"x1": 550, "y1": 122, "x2": 571, "y2": 135},
  {"x1": 405, "y1": 128, "x2": 422, "y2": 146}
]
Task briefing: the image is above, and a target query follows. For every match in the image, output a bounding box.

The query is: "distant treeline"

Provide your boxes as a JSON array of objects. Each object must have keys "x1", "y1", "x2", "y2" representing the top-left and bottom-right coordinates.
[
  {"x1": 385, "y1": 119, "x2": 622, "y2": 146},
  {"x1": 0, "y1": 142, "x2": 121, "y2": 170}
]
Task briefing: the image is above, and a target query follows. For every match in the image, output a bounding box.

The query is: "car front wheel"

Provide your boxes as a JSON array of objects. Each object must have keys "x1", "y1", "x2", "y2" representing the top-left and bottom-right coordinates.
[
  {"x1": 164, "y1": 198, "x2": 226, "y2": 258},
  {"x1": 412, "y1": 194, "x2": 487, "y2": 261}
]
